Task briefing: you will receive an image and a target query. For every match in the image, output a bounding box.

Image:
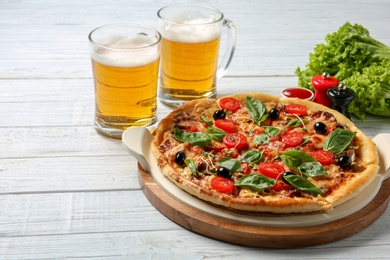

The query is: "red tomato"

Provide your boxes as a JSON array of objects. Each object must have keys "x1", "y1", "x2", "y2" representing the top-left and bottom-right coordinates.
[
  {"x1": 271, "y1": 180, "x2": 291, "y2": 191},
  {"x1": 219, "y1": 97, "x2": 240, "y2": 112},
  {"x1": 211, "y1": 176, "x2": 235, "y2": 193},
  {"x1": 223, "y1": 133, "x2": 248, "y2": 149},
  {"x1": 285, "y1": 104, "x2": 308, "y2": 116},
  {"x1": 282, "y1": 131, "x2": 303, "y2": 148},
  {"x1": 312, "y1": 150, "x2": 334, "y2": 165},
  {"x1": 215, "y1": 119, "x2": 236, "y2": 133},
  {"x1": 258, "y1": 162, "x2": 285, "y2": 179}
]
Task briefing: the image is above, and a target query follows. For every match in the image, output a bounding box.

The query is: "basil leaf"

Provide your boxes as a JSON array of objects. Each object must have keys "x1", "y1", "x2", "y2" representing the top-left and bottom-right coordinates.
[
  {"x1": 298, "y1": 162, "x2": 327, "y2": 177},
  {"x1": 235, "y1": 174, "x2": 276, "y2": 191},
  {"x1": 200, "y1": 114, "x2": 213, "y2": 126},
  {"x1": 207, "y1": 127, "x2": 226, "y2": 142},
  {"x1": 281, "y1": 150, "x2": 327, "y2": 177},
  {"x1": 184, "y1": 159, "x2": 199, "y2": 178},
  {"x1": 174, "y1": 127, "x2": 212, "y2": 146},
  {"x1": 240, "y1": 150, "x2": 263, "y2": 163},
  {"x1": 216, "y1": 158, "x2": 243, "y2": 172},
  {"x1": 323, "y1": 129, "x2": 356, "y2": 155},
  {"x1": 245, "y1": 96, "x2": 268, "y2": 125},
  {"x1": 283, "y1": 174, "x2": 323, "y2": 195},
  {"x1": 254, "y1": 133, "x2": 269, "y2": 145},
  {"x1": 265, "y1": 126, "x2": 280, "y2": 137},
  {"x1": 287, "y1": 119, "x2": 302, "y2": 127},
  {"x1": 287, "y1": 118, "x2": 308, "y2": 127}
]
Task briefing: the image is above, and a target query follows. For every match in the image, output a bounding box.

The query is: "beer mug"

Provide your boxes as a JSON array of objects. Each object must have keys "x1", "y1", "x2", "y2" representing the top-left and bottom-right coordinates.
[
  {"x1": 157, "y1": 4, "x2": 236, "y2": 107},
  {"x1": 88, "y1": 24, "x2": 161, "y2": 139}
]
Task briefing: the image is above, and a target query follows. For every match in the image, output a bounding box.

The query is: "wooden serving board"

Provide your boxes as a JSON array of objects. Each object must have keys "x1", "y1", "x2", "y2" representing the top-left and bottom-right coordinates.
[{"x1": 138, "y1": 164, "x2": 390, "y2": 248}]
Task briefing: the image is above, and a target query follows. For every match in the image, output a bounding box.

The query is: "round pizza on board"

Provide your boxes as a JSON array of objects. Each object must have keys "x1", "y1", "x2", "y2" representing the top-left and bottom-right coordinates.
[{"x1": 151, "y1": 93, "x2": 379, "y2": 214}]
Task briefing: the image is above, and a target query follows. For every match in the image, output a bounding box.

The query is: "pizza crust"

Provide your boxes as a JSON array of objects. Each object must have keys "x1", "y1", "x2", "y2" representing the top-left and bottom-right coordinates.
[{"x1": 151, "y1": 93, "x2": 380, "y2": 214}]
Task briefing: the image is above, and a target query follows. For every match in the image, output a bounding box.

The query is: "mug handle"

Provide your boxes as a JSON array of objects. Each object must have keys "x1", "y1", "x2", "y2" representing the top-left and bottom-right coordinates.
[{"x1": 217, "y1": 19, "x2": 237, "y2": 78}]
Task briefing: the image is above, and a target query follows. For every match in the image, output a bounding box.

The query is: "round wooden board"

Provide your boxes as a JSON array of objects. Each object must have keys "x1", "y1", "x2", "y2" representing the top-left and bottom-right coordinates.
[{"x1": 138, "y1": 164, "x2": 390, "y2": 248}]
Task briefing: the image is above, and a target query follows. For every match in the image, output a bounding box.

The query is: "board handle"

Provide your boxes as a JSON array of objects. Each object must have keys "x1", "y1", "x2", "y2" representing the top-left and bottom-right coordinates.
[
  {"x1": 122, "y1": 127, "x2": 154, "y2": 173},
  {"x1": 373, "y1": 133, "x2": 390, "y2": 180}
]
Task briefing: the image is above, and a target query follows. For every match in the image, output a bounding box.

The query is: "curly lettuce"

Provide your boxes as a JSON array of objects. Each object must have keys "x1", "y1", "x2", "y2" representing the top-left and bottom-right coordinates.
[
  {"x1": 296, "y1": 22, "x2": 390, "y2": 120},
  {"x1": 343, "y1": 61, "x2": 390, "y2": 119}
]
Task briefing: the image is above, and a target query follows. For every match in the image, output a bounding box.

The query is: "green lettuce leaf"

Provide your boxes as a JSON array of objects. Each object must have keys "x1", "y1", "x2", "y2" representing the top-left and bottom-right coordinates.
[{"x1": 295, "y1": 22, "x2": 390, "y2": 119}]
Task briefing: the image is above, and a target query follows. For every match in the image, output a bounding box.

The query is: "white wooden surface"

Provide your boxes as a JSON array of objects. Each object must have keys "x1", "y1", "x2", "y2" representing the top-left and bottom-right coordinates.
[{"x1": 1, "y1": 0, "x2": 390, "y2": 259}]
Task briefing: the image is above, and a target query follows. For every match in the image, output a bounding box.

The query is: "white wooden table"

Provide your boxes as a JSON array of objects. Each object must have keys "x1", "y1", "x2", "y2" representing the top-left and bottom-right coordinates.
[{"x1": 1, "y1": 0, "x2": 390, "y2": 259}]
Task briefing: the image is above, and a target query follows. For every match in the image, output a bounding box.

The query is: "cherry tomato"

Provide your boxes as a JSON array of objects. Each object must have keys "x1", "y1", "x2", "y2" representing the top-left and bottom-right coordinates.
[
  {"x1": 271, "y1": 180, "x2": 291, "y2": 191},
  {"x1": 215, "y1": 119, "x2": 236, "y2": 133},
  {"x1": 258, "y1": 162, "x2": 285, "y2": 179},
  {"x1": 223, "y1": 133, "x2": 248, "y2": 149},
  {"x1": 285, "y1": 104, "x2": 307, "y2": 116},
  {"x1": 312, "y1": 150, "x2": 334, "y2": 165},
  {"x1": 219, "y1": 97, "x2": 240, "y2": 112},
  {"x1": 211, "y1": 176, "x2": 235, "y2": 193},
  {"x1": 282, "y1": 131, "x2": 303, "y2": 148}
]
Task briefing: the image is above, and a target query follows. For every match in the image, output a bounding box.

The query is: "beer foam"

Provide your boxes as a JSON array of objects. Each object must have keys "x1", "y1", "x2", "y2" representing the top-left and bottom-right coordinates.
[
  {"x1": 160, "y1": 14, "x2": 221, "y2": 43},
  {"x1": 91, "y1": 35, "x2": 160, "y2": 68}
]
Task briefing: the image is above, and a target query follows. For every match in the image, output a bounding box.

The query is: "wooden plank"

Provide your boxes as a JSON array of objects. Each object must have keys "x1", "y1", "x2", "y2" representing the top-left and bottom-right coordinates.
[
  {"x1": 0, "y1": 79, "x2": 94, "y2": 103},
  {"x1": 1, "y1": 224, "x2": 390, "y2": 259},
  {"x1": 0, "y1": 191, "x2": 179, "y2": 238},
  {"x1": 0, "y1": 155, "x2": 139, "y2": 193},
  {"x1": 0, "y1": 127, "x2": 126, "y2": 158}
]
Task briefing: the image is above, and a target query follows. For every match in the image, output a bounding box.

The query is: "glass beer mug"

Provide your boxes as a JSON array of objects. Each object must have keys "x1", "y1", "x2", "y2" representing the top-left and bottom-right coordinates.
[
  {"x1": 89, "y1": 24, "x2": 161, "y2": 139},
  {"x1": 157, "y1": 4, "x2": 237, "y2": 107}
]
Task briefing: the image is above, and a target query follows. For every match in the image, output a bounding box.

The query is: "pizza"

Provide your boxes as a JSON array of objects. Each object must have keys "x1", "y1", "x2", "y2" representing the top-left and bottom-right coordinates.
[{"x1": 151, "y1": 93, "x2": 379, "y2": 213}]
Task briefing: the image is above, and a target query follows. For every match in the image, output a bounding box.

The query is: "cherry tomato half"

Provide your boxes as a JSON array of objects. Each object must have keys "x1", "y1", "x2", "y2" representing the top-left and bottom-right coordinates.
[
  {"x1": 215, "y1": 119, "x2": 236, "y2": 133},
  {"x1": 312, "y1": 150, "x2": 334, "y2": 165},
  {"x1": 219, "y1": 97, "x2": 240, "y2": 112},
  {"x1": 282, "y1": 131, "x2": 303, "y2": 148},
  {"x1": 211, "y1": 176, "x2": 235, "y2": 193},
  {"x1": 285, "y1": 104, "x2": 307, "y2": 116},
  {"x1": 258, "y1": 162, "x2": 285, "y2": 179},
  {"x1": 223, "y1": 133, "x2": 248, "y2": 149}
]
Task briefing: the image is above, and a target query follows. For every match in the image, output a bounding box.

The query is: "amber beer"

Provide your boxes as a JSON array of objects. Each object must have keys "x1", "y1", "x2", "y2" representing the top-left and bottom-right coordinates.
[
  {"x1": 160, "y1": 36, "x2": 221, "y2": 102},
  {"x1": 158, "y1": 4, "x2": 236, "y2": 107},
  {"x1": 89, "y1": 24, "x2": 161, "y2": 139}
]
